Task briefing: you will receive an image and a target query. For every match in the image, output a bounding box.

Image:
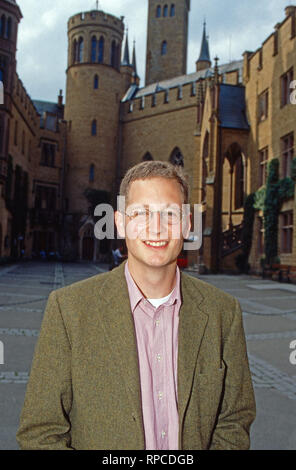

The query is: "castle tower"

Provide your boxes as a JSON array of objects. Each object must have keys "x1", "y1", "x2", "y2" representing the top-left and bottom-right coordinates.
[
  {"x1": 196, "y1": 21, "x2": 211, "y2": 72},
  {"x1": 64, "y1": 9, "x2": 125, "y2": 216},
  {"x1": 0, "y1": 0, "x2": 22, "y2": 183},
  {"x1": 145, "y1": 0, "x2": 190, "y2": 86}
]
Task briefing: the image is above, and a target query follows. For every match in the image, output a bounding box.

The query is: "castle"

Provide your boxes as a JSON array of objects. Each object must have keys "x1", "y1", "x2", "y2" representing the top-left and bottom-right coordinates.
[{"x1": 0, "y1": 0, "x2": 295, "y2": 276}]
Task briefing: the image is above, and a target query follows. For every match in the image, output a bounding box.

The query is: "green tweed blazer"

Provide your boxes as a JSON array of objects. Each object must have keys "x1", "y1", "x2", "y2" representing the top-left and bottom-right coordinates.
[{"x1": 16, "y1": 261, "x2": 256, "y2": 450}]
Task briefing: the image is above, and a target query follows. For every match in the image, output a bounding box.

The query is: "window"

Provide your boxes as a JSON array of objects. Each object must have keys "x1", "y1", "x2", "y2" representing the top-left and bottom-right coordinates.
[
  {"x1": 110, "y1": 40, "x2": 116, "y2": 67},
  {"x1": 163, "y1": 5, "x2": 168, "y2": 17},
  {"x1": 258, "y1": 89, "x2": 268, "y2": 121},
  {"x1": 0, "y1": 69, "x2": 3, "y2": 84},
  {"x1": 73, "y1": 39, "x2": 77, "y2": 63},
  {"x1": 234, "y1": 155, "x2": 244, "y2": 209},
  {"x1": 78, "y1": 37, "x2": 84, "y2": 63},
  {"x1": 156, "y1": 5, "x2": 161, "y2": 17},
  {"x1": 35, "y1": 186, "x2": 57, "y2": 211},
  {"x1": 161, "y1": 40, "x2": 167, "y2": 55},
  {"x1": 177, "y1": 85, "x2": 183, "y2": 100},
  {"x1": 98, "y1": 36, "x2": 104, "y2": 63},
  {"x1": 91, "y1": 36, "x2": 97, "y2": 62},
  {"x1": 91, "y1": 119, "x2": 97, "y2": 136},
  {"x1": 281, "y1": 132, "x2": 294, "y2": 178},
  {"x1": 94, "y1": 74, "x2": 99, "y2": 89},
  {"x1": 281, "y1": 68, "x2": 293, "y2": 107},
  {"x1": 164, "y1": 89, "x2": 169, "y2": 104},
  {"x1": 0, "y1": 15, "x2": 5, "y2": 38},
  {"x1": 281, "y1": 211, "x2": 293, "y2": 253},
  {"x1": 14, "y1": 120, "x2": 18, "y2": 146},
  {"x1": 89, "y1": 164, "x2": 95, "y2": 182},
  {"x1": 170, "y1": 4, "x2": 175, "y2": 16},
  {"x1": 6, "y1": 17, "x2": 11, "y2": 39},
  {"x1": 170, "y1": 147, "x2": 184, "y2": 167},
  {"x1": 40, "y1": 142, "x2": 56, "y2": 167},
  {"x1": 151, "y1": 94, "x2": 156, "y2": 107},
  {"x1": 142, "y1": 152, "x2": 153, "y2": 161},
  {"x1": 22, "y1": 130, "x2": 25, "y2": 154},
  {"x1": 259, "y1": 147, "x2": 268, "y2": 186}
]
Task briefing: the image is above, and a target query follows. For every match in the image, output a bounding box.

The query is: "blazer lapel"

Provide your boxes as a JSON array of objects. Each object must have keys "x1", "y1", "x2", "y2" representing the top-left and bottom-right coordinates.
[
  {"x1": 178, "y1": 274, "x2": 208, "y2": 426},
  {"x1": 96, "y1": 262, "x2": 144, "y2": 442}
]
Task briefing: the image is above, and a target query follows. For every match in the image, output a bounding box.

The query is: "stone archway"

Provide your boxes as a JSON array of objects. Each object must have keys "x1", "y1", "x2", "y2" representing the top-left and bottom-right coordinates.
[{"x1": 78, "y1": 218, "x2": 98, "y2": 261}]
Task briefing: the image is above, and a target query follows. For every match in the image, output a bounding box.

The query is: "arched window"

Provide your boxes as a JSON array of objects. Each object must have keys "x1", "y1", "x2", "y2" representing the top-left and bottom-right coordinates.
[
  {"x1": 110, "y1": 40, "x2": 116, "y2": 67},
  {"x1": 98, "y1": 36, "x2": 104, "y2": 63},
  {"x1": 89, "y1": 164, "x2": 95, "y2": 182},
  {"x1": 170, "y1": 4, "x2": 175, "y2": 17},
  {"x1": 156, "y1": 5, "x2": 161, "y2": 17},
  {"x1": 78, "y1": 37, "x2": 84, "y2": 63},
  {"x1": 169, "y1": 147, "x2": 184, "y2": 167},
  {"x1": 235, "y1": 155, "x2": 244, "y2": 209},
  {"x1": 163, "y1": 5, "x2": 168, "y2": 17},
  {"x1": 142, "y1": 152, "x2": 153, "y2": 161},
  {"x1": 0, "y1": 69, "x2": 4, "y2": 84},
  {"x1": 94, "y1": 74, "x2": 99, "y2": 89},
  {"x1": 0, "y1": 15, "x2": 5, "y2": 37},
  {"x1": 91, "y1": 119, "x2": 97, "y2": 136},
  {"x1": 6, "y1": 17, "x2": 11, "y2": 39},
  {"x1": 91, "y1": 36, "x2": 97, "y2": 62},
  {"x1": 161, "y1": 40, "x2": 167, "y2": 56}
]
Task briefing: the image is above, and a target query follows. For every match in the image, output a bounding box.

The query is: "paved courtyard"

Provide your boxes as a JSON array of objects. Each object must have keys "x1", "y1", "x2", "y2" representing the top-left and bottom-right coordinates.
[{"x1": 0, "y1": 261, "x2": 295, "y2": 450}]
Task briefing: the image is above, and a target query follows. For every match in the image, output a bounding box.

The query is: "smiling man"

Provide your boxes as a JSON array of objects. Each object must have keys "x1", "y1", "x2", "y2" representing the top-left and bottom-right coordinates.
[{"x1": 17, "y1": 161, "x2": 256, "y2": 450}]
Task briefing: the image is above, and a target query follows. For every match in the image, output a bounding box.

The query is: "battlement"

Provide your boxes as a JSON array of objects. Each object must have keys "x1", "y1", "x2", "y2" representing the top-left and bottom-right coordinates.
[
  {"x1": 68, "y1": 10, "x2": 124, "y2": 32},
  {"x1": 122, "y1": 80, "x2": 203, "y2": 121}
]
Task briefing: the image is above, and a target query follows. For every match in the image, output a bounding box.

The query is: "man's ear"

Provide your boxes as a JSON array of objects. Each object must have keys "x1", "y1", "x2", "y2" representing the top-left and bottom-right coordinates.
[{"x1": 114, "y1": 211, "x2": 125, "y2": 238}]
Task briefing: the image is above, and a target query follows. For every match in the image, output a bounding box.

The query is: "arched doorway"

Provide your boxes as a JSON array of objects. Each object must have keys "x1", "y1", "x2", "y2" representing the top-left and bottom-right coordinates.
[{"x1": 79, "y1": 219, "x2": 97, "y2": 261}]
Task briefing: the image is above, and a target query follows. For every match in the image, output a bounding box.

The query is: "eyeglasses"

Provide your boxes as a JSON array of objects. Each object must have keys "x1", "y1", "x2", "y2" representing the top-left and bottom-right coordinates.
[{"x1": 124, "y1": 207, "x2": 183, "y2": 226}]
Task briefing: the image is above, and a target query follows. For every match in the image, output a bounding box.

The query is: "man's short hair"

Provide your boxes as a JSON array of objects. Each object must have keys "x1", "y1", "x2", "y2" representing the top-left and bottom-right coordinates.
[{"x1": 119, "y1": 161, "x2": 189, "y2": 204}]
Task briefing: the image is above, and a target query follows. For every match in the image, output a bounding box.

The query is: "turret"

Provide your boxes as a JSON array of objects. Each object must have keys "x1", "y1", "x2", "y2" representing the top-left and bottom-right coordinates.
[{"x1": 196, "y1": 21, "x2": 211, "y2": 72}]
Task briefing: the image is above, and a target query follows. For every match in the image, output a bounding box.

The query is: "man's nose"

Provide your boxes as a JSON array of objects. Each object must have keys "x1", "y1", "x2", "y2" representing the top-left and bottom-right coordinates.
[{"x1": 148, "y1": 211, "x2": 161, "y2": 234}]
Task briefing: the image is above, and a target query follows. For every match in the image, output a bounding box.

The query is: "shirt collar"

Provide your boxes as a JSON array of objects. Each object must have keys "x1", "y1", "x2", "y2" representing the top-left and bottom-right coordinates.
[{"x1": 124, "y1": 260, "x2": 181, "y2": 313}]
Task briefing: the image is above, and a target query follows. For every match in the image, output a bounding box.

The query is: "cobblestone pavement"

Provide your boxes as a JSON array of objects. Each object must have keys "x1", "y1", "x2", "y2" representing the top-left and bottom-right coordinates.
[{"x1": 0, "y1": 262, "x2": 295, "y2": 450}]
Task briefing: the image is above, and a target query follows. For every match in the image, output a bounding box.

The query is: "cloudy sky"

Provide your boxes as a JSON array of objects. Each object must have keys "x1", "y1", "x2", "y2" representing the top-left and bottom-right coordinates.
[{"x1": 16, "y1": 0, "x2": 290, "y2": 103}]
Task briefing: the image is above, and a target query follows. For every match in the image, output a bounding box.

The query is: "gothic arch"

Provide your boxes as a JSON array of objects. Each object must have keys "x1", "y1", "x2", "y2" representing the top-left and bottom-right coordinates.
[
  {"x1": 142, "y1": 152, "x2": 153, "y2": 161},
  {"x1": 169, "y1": 147, "x2": 184, "y2": 167}
]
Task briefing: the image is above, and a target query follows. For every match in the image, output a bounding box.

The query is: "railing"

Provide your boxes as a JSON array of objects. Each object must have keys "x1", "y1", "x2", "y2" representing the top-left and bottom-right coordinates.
[{"x1": 221, "y1": 222, "x2": 244, "y2": 257}]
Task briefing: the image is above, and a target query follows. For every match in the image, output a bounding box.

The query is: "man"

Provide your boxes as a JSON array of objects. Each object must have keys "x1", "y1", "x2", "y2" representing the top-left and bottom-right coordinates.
[{"x1": 17, "y1": 161, "x2": 256, "y2": 450}]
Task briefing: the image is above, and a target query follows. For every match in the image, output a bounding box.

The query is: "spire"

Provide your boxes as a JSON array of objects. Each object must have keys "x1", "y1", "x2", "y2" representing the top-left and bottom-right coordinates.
[
  {"x1": 196, "y1": 21, "x2": 211, "y2": 72},
  {"x1": 121, "y1": 29, "x2": 131, "y2": 66},
  {"x1": 132, "y1": 40, "x2": 137, "y2": 76},
  {"x1": 198, "y1": 21, "x2": 210, "y2": 62}
]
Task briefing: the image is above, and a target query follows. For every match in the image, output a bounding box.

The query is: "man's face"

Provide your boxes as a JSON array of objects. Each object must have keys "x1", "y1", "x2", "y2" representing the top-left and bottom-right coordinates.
[{"x1": 115, "y1": 177, "x2": 191, "y2": 270}]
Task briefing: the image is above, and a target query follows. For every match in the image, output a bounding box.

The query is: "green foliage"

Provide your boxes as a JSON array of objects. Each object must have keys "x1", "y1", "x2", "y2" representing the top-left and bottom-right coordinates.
[
  {"x1": 291, "y1": 157, "x2": 296, "y2": 182},
  {"x1": 235, "y1": 193, "x2": 255, "y2": 273},
  {"x1": 253, "y1": 186, "x2": 266, "y2": 211}
]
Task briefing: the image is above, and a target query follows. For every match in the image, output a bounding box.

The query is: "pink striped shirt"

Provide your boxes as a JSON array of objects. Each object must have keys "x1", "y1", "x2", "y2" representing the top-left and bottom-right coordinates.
[{"x1": 124, "y1": 262, "x2": 181, "y2": 450}]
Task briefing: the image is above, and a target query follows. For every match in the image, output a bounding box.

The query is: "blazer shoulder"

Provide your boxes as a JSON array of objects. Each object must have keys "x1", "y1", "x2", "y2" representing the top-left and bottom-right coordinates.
[{"x1": 53, "y1": 269, "x2": 112, "y2": 302}]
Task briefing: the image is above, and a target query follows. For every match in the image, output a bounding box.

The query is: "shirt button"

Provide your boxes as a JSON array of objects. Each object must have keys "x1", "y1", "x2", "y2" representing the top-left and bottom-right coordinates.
[
  {"x1": 156, "y1": 353, "x2": 162, "y2": 362},
  {"x1": 158, "y1": 391, "x2": 163, "y2": 400},
  {"x1": 155, "y1": 320, "x2": 160, "y2": 326},
  {"x1": 161, "y1": 430, "x2": 166, "y2": 439}
]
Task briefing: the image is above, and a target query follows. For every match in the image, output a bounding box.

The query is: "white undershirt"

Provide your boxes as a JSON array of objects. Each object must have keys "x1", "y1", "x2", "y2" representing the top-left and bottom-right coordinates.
[{"x1": 147, "y1": 290, "x2": 173, "y2": 308}]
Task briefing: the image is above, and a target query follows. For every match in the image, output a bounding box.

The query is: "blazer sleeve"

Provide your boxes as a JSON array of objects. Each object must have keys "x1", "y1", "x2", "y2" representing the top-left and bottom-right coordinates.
[
  {"x1": 16, "y1": 290, "x2": 73, "y2": 450},
  {"x1": 209, "y1": 298, "x2": 256, "y2": 450}
]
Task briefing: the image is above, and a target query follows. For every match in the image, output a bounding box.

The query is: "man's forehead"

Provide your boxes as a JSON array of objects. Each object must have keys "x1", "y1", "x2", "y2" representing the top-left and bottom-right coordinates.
[{"x1": 127, "y1": 177, "x2": 183, "y2": 202}]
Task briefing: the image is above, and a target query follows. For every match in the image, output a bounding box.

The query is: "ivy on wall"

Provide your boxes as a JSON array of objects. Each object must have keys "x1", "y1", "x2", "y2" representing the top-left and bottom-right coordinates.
[{"x1": 236, "y1": 157, "x2": 296, "y2": 271}]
